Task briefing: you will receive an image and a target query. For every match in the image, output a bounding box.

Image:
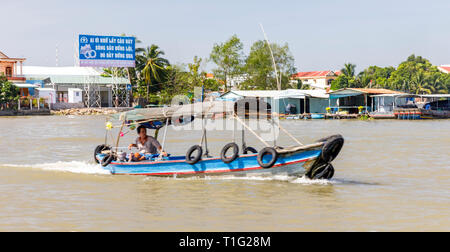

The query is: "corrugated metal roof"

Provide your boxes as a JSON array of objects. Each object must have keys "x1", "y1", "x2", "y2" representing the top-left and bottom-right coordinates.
[
  {"x1": 329, "y1": 88, "x2": 404, "y2": 95},
  {"x1": 418, "y1": 94, "x2": 450, "y2": 98},
  {"x1": 22, "y1": 66, "x2": 129, "y2": 85},
  {"x1": 222, "y1": 89, "x2": 329, "y2": 99},
  {"x1": 23, "y1": 66, "x2": 101, "y2": 76}
]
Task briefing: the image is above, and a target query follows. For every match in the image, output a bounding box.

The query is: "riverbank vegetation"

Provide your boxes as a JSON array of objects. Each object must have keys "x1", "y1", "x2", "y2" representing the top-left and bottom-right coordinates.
[
  {"x1": 0, "y1": 74, "x2": 19, "y2": 110},
  {"x1": 331, "y1": 55, "x2": 450, "y2": 94},
  {"x1": 103, "y1": 35, "x2": 296, "y2": 105},
  {"x1": 103, "y1": 35, "x2": 449, "y2": 106}
]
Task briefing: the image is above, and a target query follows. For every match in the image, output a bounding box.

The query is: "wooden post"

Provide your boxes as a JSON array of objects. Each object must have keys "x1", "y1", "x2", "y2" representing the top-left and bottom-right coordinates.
[
  {"x1": 115, "y1": 121, "x2": 126, "y2": 153},
  {"x1": 364, "y1": 94, "x2": 367, "y2": 113}
]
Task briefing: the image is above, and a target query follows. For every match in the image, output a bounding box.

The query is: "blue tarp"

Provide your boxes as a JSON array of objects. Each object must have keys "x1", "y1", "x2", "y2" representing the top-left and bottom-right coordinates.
[{"x1": 329, "y1": 93, "x2": 362, "y2": 99}]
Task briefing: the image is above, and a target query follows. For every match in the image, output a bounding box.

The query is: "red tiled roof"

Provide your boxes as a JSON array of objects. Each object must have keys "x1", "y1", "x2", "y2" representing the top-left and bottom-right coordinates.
[
  {"x1": 439, "y1": 66, "x2": 450, "y2": 73},
  {"x1": 330, "y1": 88, "x2": 404, "y2": 95},
  {"x1": 206, "y1": 73, "x2": 214, "y2": 78},
  {"x1": 292, "y1": 71, "x2": 334, "y2": 78}
]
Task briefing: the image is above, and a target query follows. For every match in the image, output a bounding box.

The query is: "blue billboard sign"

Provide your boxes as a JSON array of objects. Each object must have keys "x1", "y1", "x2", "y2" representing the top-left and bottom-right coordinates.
[{"x1": 79, "y1": 34, "x2": 135, "y2": 67}]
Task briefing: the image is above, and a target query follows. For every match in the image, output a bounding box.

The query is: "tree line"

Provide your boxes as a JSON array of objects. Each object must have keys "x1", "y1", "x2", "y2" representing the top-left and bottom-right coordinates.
[
  {"x1": 104, "y1": 34, "x2": 297, "y2": 105},
  {"x1": 111, "y1": 35, "x2": 449, "y2": 106},
  {"x1": 331, "y1": 55, "x2": 450, "y2": 94}
]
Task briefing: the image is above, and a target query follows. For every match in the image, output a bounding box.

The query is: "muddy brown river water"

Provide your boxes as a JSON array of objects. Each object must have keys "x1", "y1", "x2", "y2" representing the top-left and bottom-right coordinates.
[{"x1": 0, "y1": 115, "x2": 448, "y2": 231}]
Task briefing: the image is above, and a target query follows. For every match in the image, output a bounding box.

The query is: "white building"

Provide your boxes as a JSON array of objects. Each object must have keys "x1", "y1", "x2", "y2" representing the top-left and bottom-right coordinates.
[
  {"x1": 226, "y1": 74, "x2": 249, "y2": 90},
  {"x1": 22, "y1": 66, "x2": 130, "y2": 107}
]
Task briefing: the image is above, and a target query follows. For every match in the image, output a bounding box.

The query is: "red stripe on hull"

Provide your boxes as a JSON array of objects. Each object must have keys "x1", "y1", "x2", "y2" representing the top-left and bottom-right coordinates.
[{"x1": 115, "y1": 158, "x2": 311, "y2": 176}]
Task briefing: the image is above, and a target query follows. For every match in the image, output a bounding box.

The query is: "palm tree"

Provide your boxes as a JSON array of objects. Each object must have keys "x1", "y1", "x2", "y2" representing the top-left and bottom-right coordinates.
[
  {"x1": 101, "y1": 67, "x2": 127, "y2": 78},
  {"x1": 341, "y1": 63, "x2": 356, "y2": 78},
  {"x1": 411, "y1": 72, "x2": 432, "y2": 94},
  {"x1": 429, "y1": 75, "x2": 448, "y2": 94},
  {"x1": 136, "y1": 45, "x2": 170, "y2": 99}
]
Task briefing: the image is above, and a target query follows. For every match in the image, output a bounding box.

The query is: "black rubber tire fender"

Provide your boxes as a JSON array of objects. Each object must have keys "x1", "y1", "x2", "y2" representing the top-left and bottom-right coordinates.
[
  {"x1": 257, "y1": 147, "x2": 278, "y2": 169},
  {"x1": 186, "y1": 145, "x2": 203, "y2": 165},
  {"x1": 310, "y1": 163, "x2": 333, "y2": 179},
  {"x1": 94, "y1": 144, "x2": 110, "y2": 164},
  {"x1": 221, "y1": 143, "x2": 239, "y2": 164},
  {"x1": 317, "y1": 135, "x2": 344, "y2": 163},
  {"x1": 323, "y1": 164, "x2": 335, "y2": 180},
  {"x1": 243, "y1": 146, "x2": 257, "y2": 154},
  {"x1": 101, "y1": 154, "x2": 114, "y2": 167}
]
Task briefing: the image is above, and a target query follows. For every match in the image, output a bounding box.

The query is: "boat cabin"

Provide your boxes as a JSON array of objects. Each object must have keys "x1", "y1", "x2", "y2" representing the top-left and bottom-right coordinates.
[
  {"x1": 328, "y1": 88, "x2": 404, "y2": 114},
  {"x1": 220, "y1": 89, "x2": 329, "y2": 115}
]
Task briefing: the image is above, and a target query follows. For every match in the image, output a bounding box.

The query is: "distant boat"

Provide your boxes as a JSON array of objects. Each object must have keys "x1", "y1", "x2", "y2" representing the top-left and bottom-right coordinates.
[{"x1": 310, "y1": 114, "x2": 325, "y2": 119}]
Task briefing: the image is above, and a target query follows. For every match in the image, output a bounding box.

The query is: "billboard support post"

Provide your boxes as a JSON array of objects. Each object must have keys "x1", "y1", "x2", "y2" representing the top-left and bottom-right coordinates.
[{"x1": 78, "y1": 34, "x2": 135, "y2": 108}]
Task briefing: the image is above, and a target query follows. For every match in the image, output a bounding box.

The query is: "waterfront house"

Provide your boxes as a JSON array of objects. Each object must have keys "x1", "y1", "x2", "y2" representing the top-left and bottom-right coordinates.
[
  {"x1": 0, "y1": 50, "x2": 35, "y2": 97},
  {"x1": 328, "y1": 88, "x2": 404, "y2": 114},
  {"x1": 220, "y1": 89, "x2": 329, "y2": 114},
  {"x1": 22, "y1": 66, "x2": 130, "y2": 108},
  {"x1": 291, "y1": 71, "x2": 339, "y2": 90},
  {"x1": 0, "y1": 51, "x2": 26, "y2": 82}
]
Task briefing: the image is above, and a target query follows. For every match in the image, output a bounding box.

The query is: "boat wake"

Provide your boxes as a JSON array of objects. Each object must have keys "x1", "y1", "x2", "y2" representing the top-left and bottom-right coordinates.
[
  {"x1": 1, "y1": 161, "x2": 110, "y2": 175},
  {"x1": 2, "y1": 162, "x2": 340, "y2": 185},
  {"x1": 146, "y1": 174, "x2": 335, "y2": 185}
]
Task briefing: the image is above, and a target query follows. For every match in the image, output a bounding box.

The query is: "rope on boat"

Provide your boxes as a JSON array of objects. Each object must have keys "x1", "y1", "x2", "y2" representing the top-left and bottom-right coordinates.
[
  {"x1": 233, "y1": 115, "x2": 271, "y2": 147},
  {"x1": 273, "y1": 120, "x2": 304, "y2": 146}
]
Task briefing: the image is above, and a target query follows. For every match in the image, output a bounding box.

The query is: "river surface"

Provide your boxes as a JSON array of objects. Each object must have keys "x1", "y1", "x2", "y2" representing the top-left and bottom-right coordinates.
[{"x1": 0, "y1": 115, "x2": 449, "y2": 231}]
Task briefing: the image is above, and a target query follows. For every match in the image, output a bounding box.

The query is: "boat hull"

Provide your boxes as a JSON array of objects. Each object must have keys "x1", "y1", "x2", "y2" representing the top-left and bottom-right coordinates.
[{"x1": 98, "y1": 148, "x2": 322, "y2": 177}]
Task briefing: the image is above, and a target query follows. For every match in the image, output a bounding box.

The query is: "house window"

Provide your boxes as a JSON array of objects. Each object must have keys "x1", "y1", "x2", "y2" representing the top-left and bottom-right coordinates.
[{"x1": 5, "y1": 67, "x2": 12, "y2": 77}]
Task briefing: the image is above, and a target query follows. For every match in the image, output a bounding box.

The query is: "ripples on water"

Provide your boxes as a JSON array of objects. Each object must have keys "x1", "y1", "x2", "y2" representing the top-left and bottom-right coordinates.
[{"x1": 0, "y1": 116, "x2": 449, "y2": 231}]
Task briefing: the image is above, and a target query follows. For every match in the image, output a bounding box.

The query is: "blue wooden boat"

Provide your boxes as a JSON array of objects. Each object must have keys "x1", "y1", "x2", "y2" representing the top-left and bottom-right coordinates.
[
  {"x1": 94, "y1": 100, "x2": 344, "y2": 179},
  {"x1": 310, "y1": 113, "x2": 325, "y2": 119}
]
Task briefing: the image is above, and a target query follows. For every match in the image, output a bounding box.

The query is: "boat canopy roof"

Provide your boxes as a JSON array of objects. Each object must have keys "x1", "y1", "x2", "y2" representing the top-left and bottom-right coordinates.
[
  {"x1": 113, "y1": 98, "x2": 273, "y2": 122},
  {"x1": 113, "y1": 101, "x2": 236, "y2": 121}
]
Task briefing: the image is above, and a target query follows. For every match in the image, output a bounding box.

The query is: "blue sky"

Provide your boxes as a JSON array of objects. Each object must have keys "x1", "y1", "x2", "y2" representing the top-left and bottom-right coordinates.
[{"x1": 2, "y1": 0, "x2": 449, "y2": 73}]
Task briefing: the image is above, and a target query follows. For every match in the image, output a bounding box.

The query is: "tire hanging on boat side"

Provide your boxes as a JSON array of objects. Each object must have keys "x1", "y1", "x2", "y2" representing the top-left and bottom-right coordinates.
[
  {"x1": 186, "y1": 145, "x2": 203, "y2": 165},
  {"x1": 94, "y1": 144, "x2": 110, "y2": 164},
  {"x1": 221, "y1": 143, "x2": 239, "y2": 164},
  {"x1": 101, "y1": 154, "x2": 114, "y2": 167},
  {"x1": 306, "y1": 134, "x2": 344, "y2": 179},
  {"x1": 257, "y1": 147, "x2": 278, "y2": 169},
  {"x1": 310, "y1": 163, "x2": 334, "y2": 180},
  {"x1": 317, "y1": 134, "x2": 344, "y2": 163}
]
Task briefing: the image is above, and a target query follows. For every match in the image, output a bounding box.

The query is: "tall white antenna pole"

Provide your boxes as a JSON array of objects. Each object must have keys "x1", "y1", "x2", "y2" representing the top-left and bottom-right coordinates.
[
  {"x1": 259, "y1": 23, "x2": 281, "y2": 90},
  {"x1": 56, "y1": 43, "x2": 59, "y2": 67}
]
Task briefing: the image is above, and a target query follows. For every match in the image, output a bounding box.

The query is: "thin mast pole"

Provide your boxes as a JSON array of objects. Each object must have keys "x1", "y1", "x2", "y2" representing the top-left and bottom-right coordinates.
[
  {"x1": 159, "y1": 118, "x2": 169, "y2": 160},
  {"x1": 260, "y1": 23, "x2": 281, "y2": 91}
]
